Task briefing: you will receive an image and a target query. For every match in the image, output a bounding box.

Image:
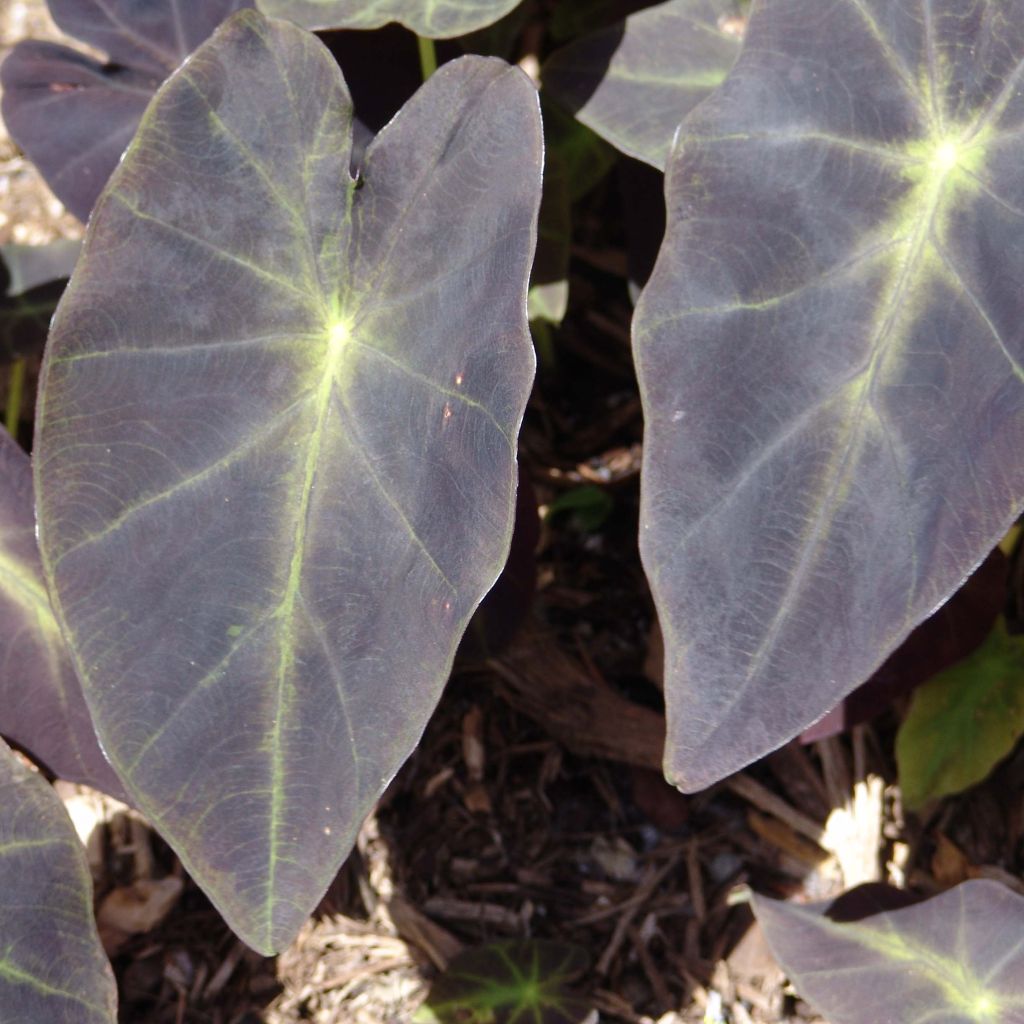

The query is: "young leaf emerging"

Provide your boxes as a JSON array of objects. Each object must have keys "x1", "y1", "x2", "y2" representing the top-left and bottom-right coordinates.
[
  {"x1": 35, "y1": 10, "x2": 541, "y2": 954},
  {"x1": 634, "y1": 0, "x2": 1024, "y2": 790},
  {"x1": 0, "y1": 425, "x2": 123, "y2": 797},
  {"x1": 753, "y1": 880, "x2": 1024, "y2": 1023},
  {"x1": 0, "y1": 740, "x2": 117, "y2": 1024},
  {"x1": 415, "y1": 940, "x2": 592, "y2": 1024},
  {"x1": 256, "y1": 0, "x2": 520, "y2": 37},
  {"x1": 0, "y1": 0, "x2": 250, "y2": 222},
  {"x1": 543, "y1": 0, "x2": 741, "y2": 170}
]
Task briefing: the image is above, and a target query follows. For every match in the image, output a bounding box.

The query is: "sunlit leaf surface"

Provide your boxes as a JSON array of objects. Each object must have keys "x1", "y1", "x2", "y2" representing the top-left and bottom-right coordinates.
[
  {"x1": 754, "y1": 880, "x2": 1024, "y2": 1023},
  {"x1": 0, "y1": 426, "x2": 123, "y2": 796},
  {"x1": 35, "y1": 11, "x2": 541, "y2": 953},
  {"x1": 897, "y1": 617, "x2": 1024, "y2": 808},
  {"x1": 257, "y1": 0, "x2": 520, "y2": 36},
  {"x1": 543, "y1": 0, "x2": 741, "y2": 170},
  {"x1": 0, "y1": 740, "x2": 117, "y2": 1023},
  {"x1": 634, "y1": 0, "x2": 1024, "y2": 791},
  {"x1": 0, "y1": 0, "x2": 249, "y2": 221},
  {"x1": 415, "y1": 940, "x2": 592, "y2": 1024}
]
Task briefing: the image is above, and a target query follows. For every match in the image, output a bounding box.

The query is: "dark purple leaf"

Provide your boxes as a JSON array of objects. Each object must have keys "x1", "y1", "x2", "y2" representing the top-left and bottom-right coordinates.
[
  {"x1": 256, "y1": 0, "x2": 521, "y2": 36},
  {"x1": 35, "y1": 11, "x2": 541, "y2": 953},
  {"x1": 0, "y1": 426, "x2": 123, "y2": 797},
  {"x1": 0, "y1": 739, "x2": 117, "y2": 1023},
  {"x1": 824, "y1": 882, "x2": 925, "y2": 924},
  {"x1": 543, "y1": 0, "x2": 741, "y2": 170},
  {"x1": 753, "y1": 880, "x2": 1024, "y2": 1023},
  {"x1": 462, "y1": 466, "x2": 539, "y2": 657},
  {"x1": 634, "y1": 0, "x2": 1024, "y2": 791},
  {"x1": 0, "y1": 0, "x2": 250, "y2": 222},
  {"x1": 802, "y1": 546, "x2": 1008, "y2": 742},
  {"x1": 416, "y1": 940, "x2": 592, "y2": 1024}
]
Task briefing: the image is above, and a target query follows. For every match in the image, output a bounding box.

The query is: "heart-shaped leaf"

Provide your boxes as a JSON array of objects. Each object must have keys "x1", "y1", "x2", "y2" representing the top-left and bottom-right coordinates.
[
  {"x1": 35, "y1": 11, "x2": 540, "y2": 954},
  {"x1": 0, "y1": 740, "x2": 117, "y2": 1023},
  {"x1": 897, "y1": 617, "x2": 1024, "y2": 808},
  {"x1": 634, "y1": 0, "x2": 1024, "y2": 791},
  {"x1": 257, "y1": 0, "x2": 521, "y2": 37},
  {"x1": 415, "y1": 940, "x2": 592, "y2": 1024},
  {"x1": 543, "y1": 0, "x2": 741, "y2": 170},
  {"x1": 1, "y1": 0, "x2": 250, "y2": 222},
  {"x1": 753, "y1": 880, "x2": 1024, "y2": 1023},
  {"x1": 0, "y1": 426, "x2": 123, "y2": 797}
]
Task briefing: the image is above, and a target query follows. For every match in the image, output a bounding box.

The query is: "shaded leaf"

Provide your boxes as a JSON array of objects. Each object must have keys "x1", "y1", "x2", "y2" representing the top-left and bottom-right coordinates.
[
  {"x1": 823, "y1": 882, "x2": 925, "y2": 924},
  {"x1": 543, "y1": 0, "x2": 741, "y2": 170},
  {"x1": 634, "y1": 0, "x2": 1024, "y2": 791},
  {"x1": 0, "y1": 240, "x2": 80, "y2": 362},
  {"x1": 256, "y1": 0, "x2": 521, "y2": 37},
  {"x1": 548, "y1": 0, "x2": 653, "y2": 43},
  {"x1": 415, "y1": 940, "x2": 592, "y2": 1024},
  {"x1": 897, "y1": 617, "x2": 1024, "y2": 808},
  {"x1": 463, "y1": 466, "x2": 539, "y2": 657},
  {"x1": 0, "y1": 739, "x2": 117, "y2": 1023},
  {"x1": 35, "y1": 11, "x2": 541, "y2": 954},
  {"x1": 803, "y1": 546, "x2": 1008, "y2": 741},
  {"x1": 528, "y1": 145, "x2": 571, "y2": 326},
  {"x1": 753, "y1": 880, "x2": 1024, "y2": 1023},
  {"x1": 527, "y1": 106, "x2": 615, "y2": 326},
  {"x1": 0, "y1": 426, "x2": 124, "y2": 797},
  {"x1": 0, "y1": 0, "x2": 250, "y2": 221}
]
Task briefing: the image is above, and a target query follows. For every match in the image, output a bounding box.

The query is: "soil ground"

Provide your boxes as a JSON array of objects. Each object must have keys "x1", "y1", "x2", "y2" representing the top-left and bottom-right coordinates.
[{"x1": 2, "y1": 3, "x2": 1022, "y2": 1022}]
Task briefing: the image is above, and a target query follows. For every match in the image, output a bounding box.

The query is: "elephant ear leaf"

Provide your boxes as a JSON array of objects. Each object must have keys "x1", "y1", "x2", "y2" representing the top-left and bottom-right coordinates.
[
  {"x1": 0, "y1": 739, "x2": 117, "y2": 1023},
  {"x1": 0, "y1": 0, "x2": 250, "y2": 222},
  {"x1": 753, "y1": 880, "x2": 1024, "y2": 1024},
  {"x1": 0, "y1": 425, "x2": 124, "y2": 798},
  {"x1": 543, "y1": 0, "x2": 741, "y2": 170},
  {"x1": 35, "y1": 10, "x2": 541, "y2": 954},
  {"x1": 256, "y1": 0, "x2": 521, "y2": 36},
  {"x1": 633, "y1": 0, "x2": 1024, "y2": 790}
]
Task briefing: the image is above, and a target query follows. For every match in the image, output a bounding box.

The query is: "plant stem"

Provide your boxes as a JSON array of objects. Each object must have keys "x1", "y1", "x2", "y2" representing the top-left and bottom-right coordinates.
[
  {"x1": 5, "y1": 359, "x2": 25, "y2": 438},
  {"x1": 417, "y1": 35, "x2": 437, "y2": 80}
]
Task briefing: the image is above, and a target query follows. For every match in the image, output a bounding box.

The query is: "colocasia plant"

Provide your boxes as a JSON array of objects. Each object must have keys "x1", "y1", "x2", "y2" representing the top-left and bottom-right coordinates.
[{"x1": 2, "y1": 1, "x2": 1024, "y2": 1021}]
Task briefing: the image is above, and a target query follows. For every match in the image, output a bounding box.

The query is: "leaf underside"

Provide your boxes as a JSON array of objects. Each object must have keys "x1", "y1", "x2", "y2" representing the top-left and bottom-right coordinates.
[
  {"x1": 543, "y1": 0, "x2": 741, "y2": 170},
  {"x1": 35, "y1": 11, "x2": 540, "y2": 954},
  {"x1": 753, "y1": 880, "x2": 1024, "y2": 1023},
  {"x1": 0, "y1": 740, "x2": 117, "y2": 1024},
  {"x1": 0, "y1": 0, "x2": 249, "y2": 221},
  {"x1": 634, "y1": 0, "x2": 1024, "y2": 791},
  {"x1": 256, "y1": 0, "x2": 520, "y2": 37},
  {"x1": 0, "y1": 426, "x2": 124, "y2": 796}
]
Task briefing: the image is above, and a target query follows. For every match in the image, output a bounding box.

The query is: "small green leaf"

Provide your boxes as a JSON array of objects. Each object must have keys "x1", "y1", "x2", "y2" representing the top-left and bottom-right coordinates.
[
  {"x1": 415, "y1": 940, "x2": 591, "y2": 1024},
  {"x1": 897, "y1": 618, "x2": 1024, "y2": 808},
  {"x1": 546, "y1": 485, "x2": 615, "y2": 531}
]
